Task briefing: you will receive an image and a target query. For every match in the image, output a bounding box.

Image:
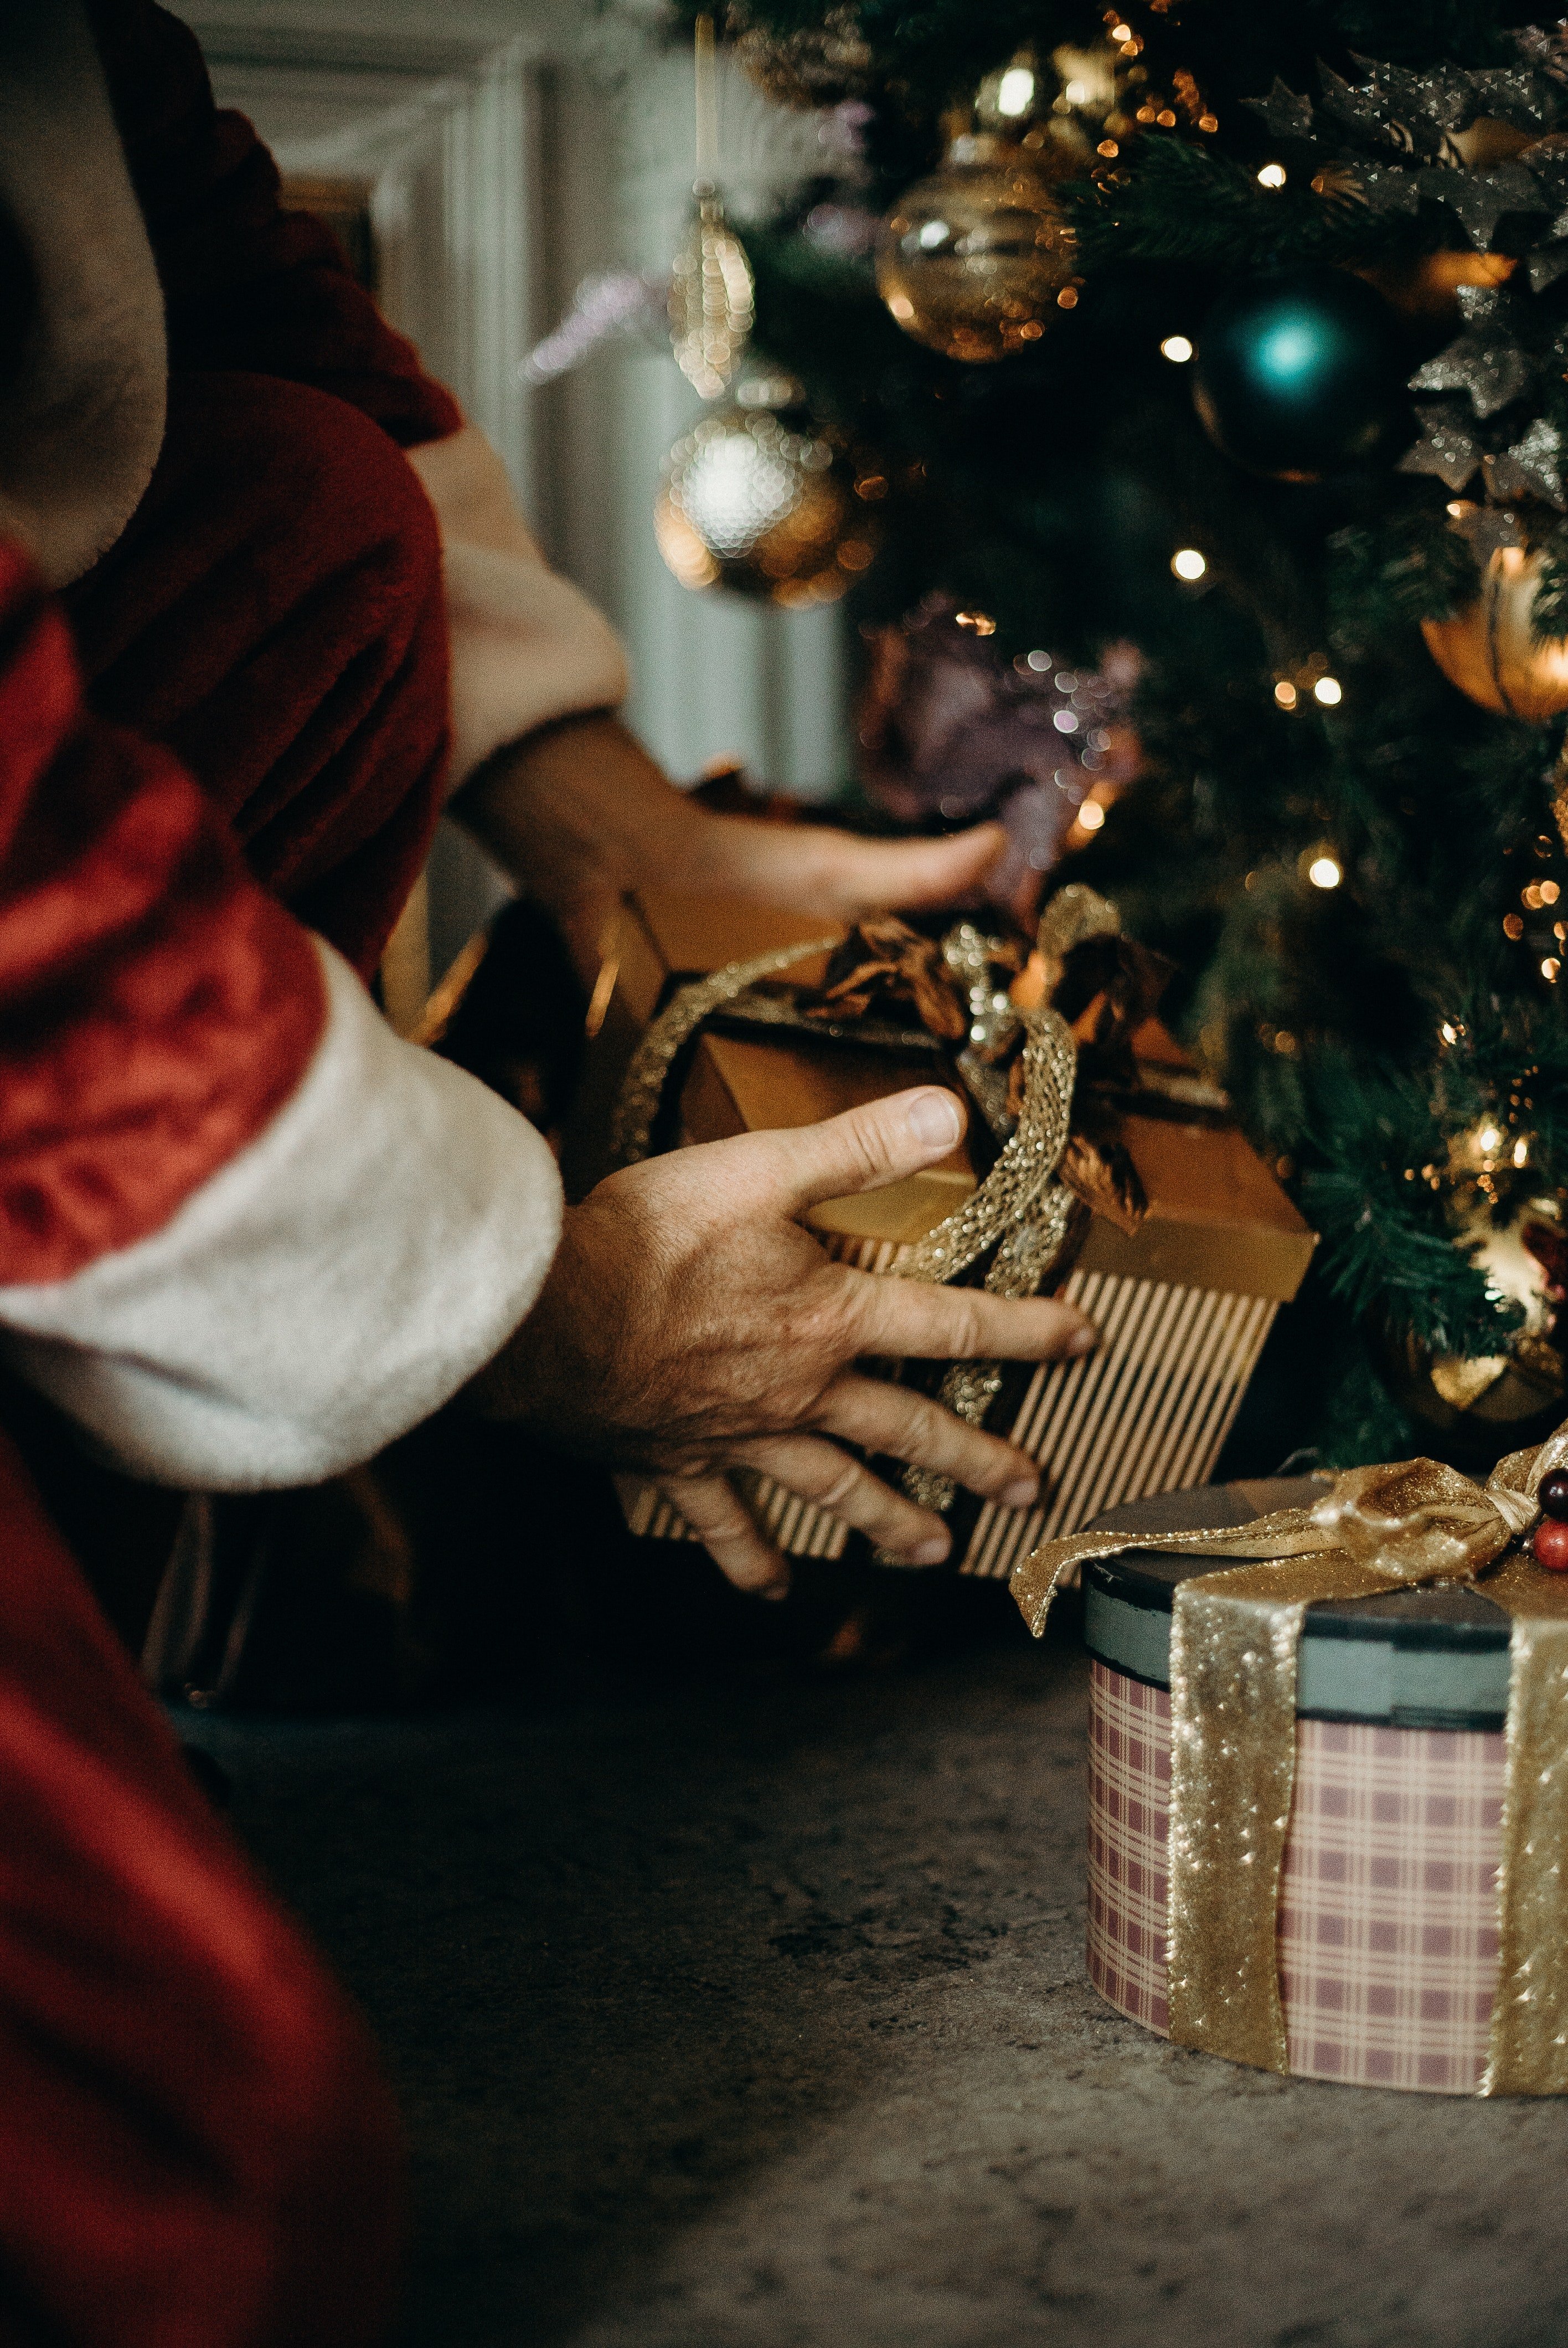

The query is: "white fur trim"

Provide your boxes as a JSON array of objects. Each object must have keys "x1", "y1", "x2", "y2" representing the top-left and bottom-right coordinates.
[
  {"x1": 0, "y1": 939, "x2": 561, "y2": 1488},
  {"x1": 442, "y1": 538, "x2": 630, "y2": 787}
]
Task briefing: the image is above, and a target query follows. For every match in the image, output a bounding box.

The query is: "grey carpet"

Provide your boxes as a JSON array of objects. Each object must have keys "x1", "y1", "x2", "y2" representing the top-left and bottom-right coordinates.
[{"x1": 186, "y1": 1636, "x2": 1568, "y2": 2348}]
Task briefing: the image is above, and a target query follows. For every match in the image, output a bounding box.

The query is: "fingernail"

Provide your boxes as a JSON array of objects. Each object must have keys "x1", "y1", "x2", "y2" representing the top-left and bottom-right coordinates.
[
  {"x1": 759, "y1": 1577, "x2": 791, "y2": 1603},
  {"x1": 1000, "y1": 1476, "x2": 1039, "y2": 1510},
  {"x1": 1070, "y1": 1325, "x2": 1100, "y2": 1356},
  {"x1": 907, "y1": 1089, "x2": 962, "y2": 1149},
  {"x1": 909, "y1": 1534, "x2": 951, "y2": 1565}
]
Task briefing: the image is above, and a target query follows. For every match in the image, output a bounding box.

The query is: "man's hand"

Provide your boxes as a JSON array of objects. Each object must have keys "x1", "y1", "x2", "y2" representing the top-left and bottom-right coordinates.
[
  {"x1": 473, "y1": 1087, "x2": 1096, "y2": 1598},
  {"x1": 453, "y1": 712, "x2": 1008, "y2": 985},
  {"x1": 408, "y1": 428, "x2": 1008, "y2": 978}
]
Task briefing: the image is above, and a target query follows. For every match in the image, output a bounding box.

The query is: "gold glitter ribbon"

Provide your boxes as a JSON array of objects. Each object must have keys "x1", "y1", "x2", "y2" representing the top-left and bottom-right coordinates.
[
  {"x1": 610, "y1": 937, "x2": 839, "y2": 1167},
  {"x1": 1011, "y1": 1425, "x2": 1568, "y2": 2092},
  {"x1": 897, "y1": 1011, "x2": 1077, "y2": 1512}
]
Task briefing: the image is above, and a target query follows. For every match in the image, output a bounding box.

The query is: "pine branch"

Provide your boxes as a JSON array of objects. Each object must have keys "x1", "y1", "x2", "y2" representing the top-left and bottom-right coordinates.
[
  {"x1": 1065, "y1": 138, "x2": 1416, "y2": 275},
  {"x1": 1327, "y1": 510, "x2": 1479, "y2": 640}
]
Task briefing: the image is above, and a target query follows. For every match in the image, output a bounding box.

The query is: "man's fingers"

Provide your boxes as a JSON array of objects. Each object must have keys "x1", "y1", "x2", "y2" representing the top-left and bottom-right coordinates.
[
  {"x1": 817, "y1": 1374, "x2": 1041, "y2": 1506},
  {"x1": 713, "y1": 1085, "x2": 972, "y2": 1219},
  {"x1": 729, "y1": 1435, "x2": 952, "y2": 1565},
  {"x1": 802, "y1": 822, "x2": 1009, "y2": 918},
  {"x1": 663, "y1": 1472, "x2": 791, "y2": 1599},
  {"x1": 723, "y1": 817, "x2": 1008, "y2": 919},
  {"x1": 845, "y1": 1275, "x2": 1099, "y2": 1366}
]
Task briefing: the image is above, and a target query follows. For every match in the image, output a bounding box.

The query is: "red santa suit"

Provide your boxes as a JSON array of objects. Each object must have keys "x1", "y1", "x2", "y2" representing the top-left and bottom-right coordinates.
[{"x1": 0, "y1": 5, "x2": 627, "y2": 2341}]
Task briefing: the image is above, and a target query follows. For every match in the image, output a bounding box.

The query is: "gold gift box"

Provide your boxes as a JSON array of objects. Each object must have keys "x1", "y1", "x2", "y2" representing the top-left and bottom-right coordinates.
[{"x1": 575, "y1": 890, "x2": 1317, "y2": 1576}]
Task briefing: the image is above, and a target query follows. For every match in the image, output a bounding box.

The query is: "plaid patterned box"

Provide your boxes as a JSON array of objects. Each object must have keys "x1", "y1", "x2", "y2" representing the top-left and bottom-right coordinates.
[{"x1": 1086, "y1": 1659, "x2": 1505, "y2": 2093}]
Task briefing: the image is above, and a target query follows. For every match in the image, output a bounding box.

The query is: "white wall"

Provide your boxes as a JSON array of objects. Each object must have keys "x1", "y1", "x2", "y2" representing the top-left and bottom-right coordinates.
[{"x1": 191, "y1": 3, "x2": 850, "y2": 847}]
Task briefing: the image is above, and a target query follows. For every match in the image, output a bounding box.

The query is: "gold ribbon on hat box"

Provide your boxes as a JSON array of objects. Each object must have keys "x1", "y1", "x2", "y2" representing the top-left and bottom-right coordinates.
[
  {"x1": 571, "y1": 883, "x2": 1315, "y2": 1577},
  {"x1": 1014, "y1": 1434, "x2": 1568, "y2": 2096}
]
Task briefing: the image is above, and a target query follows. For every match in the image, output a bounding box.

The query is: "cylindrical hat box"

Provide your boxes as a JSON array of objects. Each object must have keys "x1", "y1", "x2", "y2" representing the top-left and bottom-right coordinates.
[{"x1": 1084, "y1": 1480, "x2": 1510, "y2": 2094}]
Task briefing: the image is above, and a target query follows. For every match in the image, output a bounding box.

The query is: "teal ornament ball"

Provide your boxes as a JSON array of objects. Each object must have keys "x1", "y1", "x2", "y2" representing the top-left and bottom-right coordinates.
[{"x1": 1192, "y1": 269, "x2": 1404, "y2": 482}]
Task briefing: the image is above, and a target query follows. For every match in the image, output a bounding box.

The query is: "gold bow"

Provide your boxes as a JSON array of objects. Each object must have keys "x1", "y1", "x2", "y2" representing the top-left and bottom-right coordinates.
[{"x1": 1012, "y1": 1424, "x2": 1568, "y2": 2094}]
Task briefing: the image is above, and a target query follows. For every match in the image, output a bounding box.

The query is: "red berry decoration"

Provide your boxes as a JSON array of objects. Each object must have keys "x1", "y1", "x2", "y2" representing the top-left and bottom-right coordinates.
[
  {"x1": 1538, "y1": 1467, "x2": 1568, "y2": 1521},
  {"x1": 1532, "y1": 1516, "x2": 1568, "y2": 1573}
]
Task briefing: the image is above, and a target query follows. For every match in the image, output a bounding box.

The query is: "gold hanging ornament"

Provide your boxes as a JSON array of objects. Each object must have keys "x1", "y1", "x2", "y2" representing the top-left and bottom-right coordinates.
[
  {"x1": 654, "y1": 394, "x2": 879, "y2": 606},
  {"x1": 669, "y1": 197, "x2": 754, "y2": 400},
  {"x1": 656, "y1": 18, "x2": 877, "y2": 605},
  {"x1": 668, "y1": 16, "x2": 754, "y2": 400},
  {"x1": 1422, "y1": 538, "x2": 1568, "y2": 720},
  {"x1": 1378, "y1": 1119, "x2": 1568, "y2": 1464},
  {"x1": 875, "y1": 109, "x2": 1079, "y2": 363}
]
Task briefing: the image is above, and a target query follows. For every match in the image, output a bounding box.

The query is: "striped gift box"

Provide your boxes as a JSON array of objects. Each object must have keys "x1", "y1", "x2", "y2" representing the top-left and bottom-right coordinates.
[
  {"x1": 590, "y1": 891, "x2": 1314, "y2": 1575},
  {"x1": 1082, "y1": 1482, "x2": 1510, "y2": 2092},
  {"x1": 621, "y1": 1246, "x2": 1282, "y2": 1578}
]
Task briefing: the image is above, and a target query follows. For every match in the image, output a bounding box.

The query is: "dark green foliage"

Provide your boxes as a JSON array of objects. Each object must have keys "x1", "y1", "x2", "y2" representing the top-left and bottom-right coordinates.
[
  {"x1": 1066, "y1": 141, "x2": 1417, "y2": 275},
  {"x1": 710, "y1": 0, "x2": 1568, "y2": 1466},
  {"x1": 1327, "y1": 503, "x2": 1478, "y2": 640},
  {"x1": 695, "y1": 1, "x2": 1518, "y2": 111}
]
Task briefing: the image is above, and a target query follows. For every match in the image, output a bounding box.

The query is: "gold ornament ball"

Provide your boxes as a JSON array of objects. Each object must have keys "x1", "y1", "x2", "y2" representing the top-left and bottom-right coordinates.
[
  {"x1": 1380, "y1": 1174, "x2": 1568, "y2": 1466},
  {"x1": 876, "y1": 132, "x2": 1077, "y2": 363},
  {"x1": 654, "y1": 407, "x2": 879, "y2": 607},
  {"x1": 1421, "y1": 542, "x2": 1568, "y2": 720}
]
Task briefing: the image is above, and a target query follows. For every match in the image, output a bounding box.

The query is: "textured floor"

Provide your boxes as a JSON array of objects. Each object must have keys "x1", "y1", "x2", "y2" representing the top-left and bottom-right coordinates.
[{"x1": 189, "y1": 1624, "x2": 1568, "y2": 2348}]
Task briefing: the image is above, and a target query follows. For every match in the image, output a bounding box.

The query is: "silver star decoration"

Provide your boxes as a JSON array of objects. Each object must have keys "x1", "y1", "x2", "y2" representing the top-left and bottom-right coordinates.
[
  {"x1": 1244, "y1": 78, "x2": 1315, "y2": 140},
  {"x1": 1410, "y1": 294, "x2": 1533, "y2": 419},
  {"x1": 1355, "y1": 162, "x2": 1422, "y2": 215},
  {"x1": 1318, "y1": 58, "x2": 1474, "y2": 151},
  {"x1": 1399, "y1": 401, "x2": 1482, "y2": 492},
  {"x1": 1529, "y1": 243, "x2": 1568, "y2": 294},
  {"x1": 1485, "y1": 416, "x2": 1566, "y2": 508},
  {"x1": 1420, "y1": 158, "x2": 1546, "y2": 248},
  {"x1": 1521, "y1": 133, "x2": 1568, "y2": 199},
  {"x1": 1450, "y1": 504, "x2": 1529, "y2": 562},
  {"x1": 1515, "y1": 27, "x2": 1568, "y2": 90},
  {"x1": 1468, "y1": 65, "x2": 1558, "y2": 131},
  {"x1": 1364, "y1": 58, "x2": 1475, "y2": 133},
  {"x1": 1316, "y1": 63, "x2": 1407, "y2": 145}
]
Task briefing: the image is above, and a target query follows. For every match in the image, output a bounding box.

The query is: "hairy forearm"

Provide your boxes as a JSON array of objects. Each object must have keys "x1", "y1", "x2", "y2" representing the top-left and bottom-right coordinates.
[
  {"x1": 452, "y1": 711, "x2": 699, "y2": 897},
  {"x1": 450, "y1": 703, "x2": 1013, "y2": 979}
]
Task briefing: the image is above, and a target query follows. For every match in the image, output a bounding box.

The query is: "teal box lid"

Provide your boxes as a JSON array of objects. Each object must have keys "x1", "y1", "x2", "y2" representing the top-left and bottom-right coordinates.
[{"x1": 1082, "y1": 1478, "x2": 1512, "y2": 1732}]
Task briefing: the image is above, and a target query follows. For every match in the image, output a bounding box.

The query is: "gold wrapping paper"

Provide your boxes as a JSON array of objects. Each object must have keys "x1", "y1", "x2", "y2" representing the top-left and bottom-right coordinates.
[
  {"x1": 1012, "y1": 1425, "x2": 1568, "y2": 2092},
  {"x1": 610, "y1": 935, "x2": 839, "y2": 1167}
]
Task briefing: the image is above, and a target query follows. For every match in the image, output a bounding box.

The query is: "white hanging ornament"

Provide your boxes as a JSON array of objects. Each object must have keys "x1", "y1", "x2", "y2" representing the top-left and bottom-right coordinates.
[{"x1": 654, "y1": 384, "x2": 879, "y2": 607}]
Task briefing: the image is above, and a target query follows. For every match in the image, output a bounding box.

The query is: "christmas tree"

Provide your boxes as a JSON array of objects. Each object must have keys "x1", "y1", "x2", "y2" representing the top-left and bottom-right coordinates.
[{"x1": 677, "y1": 0, "x2": 1568, "y2": 1475}]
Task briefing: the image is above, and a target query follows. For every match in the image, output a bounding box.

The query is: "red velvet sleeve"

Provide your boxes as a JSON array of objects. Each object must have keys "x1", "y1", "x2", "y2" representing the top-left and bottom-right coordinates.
[
  {"x1": 0, "y1": 538, "x2": 327, "y2": 1287},
  {"x1": 82, "y1": 0, "x2": 463, "y2": 450}
]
